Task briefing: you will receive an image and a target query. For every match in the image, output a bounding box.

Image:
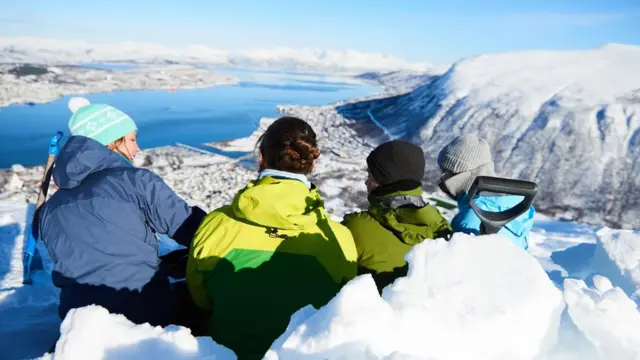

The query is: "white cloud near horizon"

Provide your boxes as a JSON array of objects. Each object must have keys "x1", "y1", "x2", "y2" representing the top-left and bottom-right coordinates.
[{"x1": 0, "y1": 36, "x2": 432, "y2": 74}]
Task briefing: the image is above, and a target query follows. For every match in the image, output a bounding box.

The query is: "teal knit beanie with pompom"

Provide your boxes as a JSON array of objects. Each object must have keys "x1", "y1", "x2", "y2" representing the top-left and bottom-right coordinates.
[{"x1": 67, "y1": 97, "x2": 137, "y2": 146}]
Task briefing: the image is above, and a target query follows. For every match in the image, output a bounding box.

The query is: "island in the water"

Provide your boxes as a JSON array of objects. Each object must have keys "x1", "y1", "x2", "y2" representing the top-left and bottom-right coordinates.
[{"x1": 0, "y1": 63, "x2": 239, "y2": 108}]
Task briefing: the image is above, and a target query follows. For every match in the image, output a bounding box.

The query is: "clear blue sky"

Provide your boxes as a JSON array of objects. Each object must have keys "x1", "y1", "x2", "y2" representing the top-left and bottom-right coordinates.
[{"x1": 1, "y1": 0, "x2": 638, "y2": 64}]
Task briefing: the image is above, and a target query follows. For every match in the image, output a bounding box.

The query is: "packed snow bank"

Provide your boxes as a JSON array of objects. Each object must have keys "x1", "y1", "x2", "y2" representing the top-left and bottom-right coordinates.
[
  {"x1": 564, "y1": 277, "x2": 640, "y2": 360},
  {"x1": 0, "y1": 200, "x2": 58, "y2": 305},
  {"x1": 590, "y1": 228, "x2": 640, "y2": 300},
  {"x1": 42, "y1": 305, "x2": 236, "y2": 360},
  {"x1": 0, "y1": 201, "x2": 61, "y2": 360},
  {"x1": 267, "y1": 233, "x2": 565, "y2": 360}
]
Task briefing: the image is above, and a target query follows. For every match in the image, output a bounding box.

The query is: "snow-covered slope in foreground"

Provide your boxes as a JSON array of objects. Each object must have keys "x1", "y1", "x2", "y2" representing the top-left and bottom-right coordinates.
[
  {"x1": 41, "y1": 306, "x2": 235, "y2": 360},
  {"x1": 322, "y1": 44, "x2": 640, "y2": 228},
  {"x1": 564, "y1": 276, "x2": 640, "y2": 360},
  {"x1": 267, "y1": 234, "x2": 565, "y2": 360},
  {"x1": 590, "y1": 228, "x2": 640, "y2": 300},
  {"x1": 2, "y1": 195, "x2": 640, "y2": 359}
]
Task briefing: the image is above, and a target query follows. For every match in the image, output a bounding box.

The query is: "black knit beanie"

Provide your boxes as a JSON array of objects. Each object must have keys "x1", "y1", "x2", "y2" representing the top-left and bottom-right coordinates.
[{"x1": 366, "y1": 140, "x2": 425, "y2": 187}]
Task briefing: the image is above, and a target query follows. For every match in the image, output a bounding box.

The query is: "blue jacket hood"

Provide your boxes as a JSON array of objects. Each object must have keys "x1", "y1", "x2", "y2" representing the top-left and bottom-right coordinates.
[{"x1": 53, "y1": 136, "x2": 132, "y2": 190}]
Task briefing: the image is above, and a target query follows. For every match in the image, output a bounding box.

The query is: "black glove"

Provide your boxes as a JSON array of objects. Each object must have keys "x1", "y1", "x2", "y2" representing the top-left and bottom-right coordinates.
[{"x1": 171, "y1": 206, "x2": 207, "y2": 248}]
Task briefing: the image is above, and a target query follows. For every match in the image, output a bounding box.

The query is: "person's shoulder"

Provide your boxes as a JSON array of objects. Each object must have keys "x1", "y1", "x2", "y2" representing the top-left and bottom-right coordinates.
[
  {"x1": 101, "y1": 166, "x2": 163, "y2": 187},
  {"x1": 199, "y1": 205, "x2": 234, "y2": 227},
  {"x1": 476, "y1": 194, "x2": 526, "y2": 209},
  {"x1": 341, "y1": 210, "x2": 389, "y2": 244},
  {"x1": 327, "y1": 216, "x2": 355, "y2": 238},
  {"x1": 472, "y1": 195, "x2": 499, "y2": 206},
  {"x1": 342, "y1": 210, "x2": 378, "y2": 228},
  {"x1": 192, "y1": 206, "x2": 235, "y2": 247},
  {"x1": 324, "y1": 215, "x2": 358, "y2": 262},
  {"x1": 121, "y1": 167, "x2": 162, "y2": 181}
]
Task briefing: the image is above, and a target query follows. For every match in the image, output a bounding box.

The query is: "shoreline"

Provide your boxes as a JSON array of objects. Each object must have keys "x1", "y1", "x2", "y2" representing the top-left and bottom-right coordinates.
[
  {"x1": 0, "y1": 63, "x2": 239, "y2": 109},
  {"x1": 0, "y1": 101, "x2": 384, "y2": 219}
]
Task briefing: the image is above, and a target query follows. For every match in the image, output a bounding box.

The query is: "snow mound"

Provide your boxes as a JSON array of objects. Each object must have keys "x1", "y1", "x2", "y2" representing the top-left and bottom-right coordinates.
[
  {"x1": 0, "y1": 200, "x2": 58, "y2": 306},
  {"x1": 590, "y1": 228, "x2": 640, "y2": 300},
  {"x1": 564, "y1": 276, "x2": 640, "y2": 360},
  {"x1": 267, "y1": 233, "x2": 565, "y2": 360},
  {"x1": 265, "y1": 276, "x2": 396, "y2": 360},
  {"x1": 42, "y1": 305, "x2": 236, "y2": 360}
]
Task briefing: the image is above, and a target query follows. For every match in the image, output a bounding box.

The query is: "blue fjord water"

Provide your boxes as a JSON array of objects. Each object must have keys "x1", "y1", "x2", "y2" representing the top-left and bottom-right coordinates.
[{"x1": 0, "y1": 67, "x2": 379, "y2": 169}]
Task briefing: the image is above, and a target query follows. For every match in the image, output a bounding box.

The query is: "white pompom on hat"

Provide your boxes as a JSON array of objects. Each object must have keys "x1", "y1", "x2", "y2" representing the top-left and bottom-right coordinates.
[{"x1": 68, "y1": 97, "x2": 91, "y2": 113}]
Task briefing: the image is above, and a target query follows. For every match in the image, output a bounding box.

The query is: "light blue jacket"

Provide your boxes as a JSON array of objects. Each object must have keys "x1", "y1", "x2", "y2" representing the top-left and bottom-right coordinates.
[{"x1": 452, "y1": 194, "x2": 535, "y2": 250}]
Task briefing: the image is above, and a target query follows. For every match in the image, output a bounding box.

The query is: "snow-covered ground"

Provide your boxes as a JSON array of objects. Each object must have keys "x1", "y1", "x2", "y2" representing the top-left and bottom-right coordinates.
[
  {"x1": 0, "y1": 36, "x2": 430, "y2": 74},
  {"x1": 0, "y1": 64, "x2": 238, "y2": 108},
  {"x1": 40, "y1": 306, "x2": 236, "y2": 360},
  {"x1": 0, "y1": 201, "x2": 61, "y2": 360}
]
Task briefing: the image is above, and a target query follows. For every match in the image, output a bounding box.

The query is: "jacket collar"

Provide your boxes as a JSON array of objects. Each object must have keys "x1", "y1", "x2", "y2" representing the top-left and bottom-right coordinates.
[{"x1": 257, "y1": 168, "x2": 312, "y2": 189}]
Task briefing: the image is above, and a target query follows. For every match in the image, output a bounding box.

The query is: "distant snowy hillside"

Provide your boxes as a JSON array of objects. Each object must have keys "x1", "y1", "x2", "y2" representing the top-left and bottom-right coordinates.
[
  {"x1": 309, "y1": 44, "x2": 640, "y2": 229},
  {"x1": 0, "y1": 37, "x2": 429, "y2": 74},
  {"x1": 355, "y1": 70, "x2": 440, "y2": 94}
]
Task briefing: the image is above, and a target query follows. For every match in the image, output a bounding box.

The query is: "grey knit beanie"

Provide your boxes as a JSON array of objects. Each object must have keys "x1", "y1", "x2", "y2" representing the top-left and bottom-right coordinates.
[{"x1": 437, "y1": 134, "x2": 495, "y2": 197}]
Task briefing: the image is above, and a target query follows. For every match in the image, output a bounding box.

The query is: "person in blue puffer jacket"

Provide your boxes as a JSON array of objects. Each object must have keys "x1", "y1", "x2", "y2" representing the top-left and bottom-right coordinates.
[
  {"x1": 437, "y1": 134, "x2": 535, "y2": 250},
  {"x1": 38, "y1": 97, "x2": 206, "y2": 327}
]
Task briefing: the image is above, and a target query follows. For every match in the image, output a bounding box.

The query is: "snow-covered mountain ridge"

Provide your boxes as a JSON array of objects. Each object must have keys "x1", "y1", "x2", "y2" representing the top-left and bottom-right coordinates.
[
  {"x1": 0, "y1": 36, "x2": 430, "y2": 74},
  {"x1": 355, "y1": 70, "x2": 441, "y2": 95},
  {"x1": 289, "y1": 44, "x2": 640, "y2": 228}
]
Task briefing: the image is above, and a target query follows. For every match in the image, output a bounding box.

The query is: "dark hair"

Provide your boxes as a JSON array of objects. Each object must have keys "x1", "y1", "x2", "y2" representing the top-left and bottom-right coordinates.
[{"x1": 257, "y1": 116, "x2": 320, "y2": 174}]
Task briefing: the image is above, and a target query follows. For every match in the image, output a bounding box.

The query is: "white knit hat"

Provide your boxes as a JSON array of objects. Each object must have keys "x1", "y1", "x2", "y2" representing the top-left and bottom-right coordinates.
[{"x1": 437, "y1": 134, "x2": 495, "y2": 197}]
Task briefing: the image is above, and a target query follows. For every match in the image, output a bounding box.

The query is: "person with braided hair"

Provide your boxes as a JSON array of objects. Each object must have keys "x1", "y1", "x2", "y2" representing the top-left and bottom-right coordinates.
[{"x1": 186, "y1": 116, "x2": 357, "y2": 359}]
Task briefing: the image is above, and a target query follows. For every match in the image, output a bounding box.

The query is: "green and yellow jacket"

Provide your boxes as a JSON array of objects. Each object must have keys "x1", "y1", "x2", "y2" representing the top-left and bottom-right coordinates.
[
  {"x1": 186, "y1": 176, "x2": 357, "y2": 360},
  {"x1": 342, "y1": 187, "x2": 452, "y2": 292}
]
